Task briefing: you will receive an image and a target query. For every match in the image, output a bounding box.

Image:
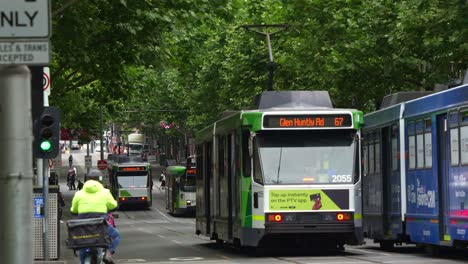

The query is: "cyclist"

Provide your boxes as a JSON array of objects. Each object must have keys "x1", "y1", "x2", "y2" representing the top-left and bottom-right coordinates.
[{"x1": 70, "y1": 170, "x2": 120, "y2": 264}]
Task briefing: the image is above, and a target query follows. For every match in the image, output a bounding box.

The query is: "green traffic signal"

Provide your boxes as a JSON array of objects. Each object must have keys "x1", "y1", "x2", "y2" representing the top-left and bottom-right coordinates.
[
  {"x1": 40, "y1": 140, "x2": 52, "y2": 152},
  {"x1": 33, "y1": 106, "x2": 60, "y2": 158}
]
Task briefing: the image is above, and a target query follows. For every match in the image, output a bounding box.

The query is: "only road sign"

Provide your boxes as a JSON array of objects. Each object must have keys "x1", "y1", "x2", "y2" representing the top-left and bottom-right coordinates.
[{"x1": 0, "y1": 0, "x2": 51, "y2": 39}]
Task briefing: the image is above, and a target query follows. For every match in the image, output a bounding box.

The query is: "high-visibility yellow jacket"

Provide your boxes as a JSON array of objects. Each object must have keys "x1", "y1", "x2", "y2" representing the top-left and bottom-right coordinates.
[{"x1": 70, "y1": 180, "x2": 117, "y2": 214}]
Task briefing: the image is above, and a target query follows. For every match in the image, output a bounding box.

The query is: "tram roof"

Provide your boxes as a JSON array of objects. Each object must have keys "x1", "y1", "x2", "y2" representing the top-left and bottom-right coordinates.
[
  {"x1": 364, "y1": 83, "x2": 468, "y2": 127},
  {"x1": 112, "y1": 161, "x2": 150, "y2": 167},
  {"x1": 166, "y1": 166, "x2": 186, "y2": 177},
  {"x1": 403, "y1": 83, "x2": 468, "y2": 118}
]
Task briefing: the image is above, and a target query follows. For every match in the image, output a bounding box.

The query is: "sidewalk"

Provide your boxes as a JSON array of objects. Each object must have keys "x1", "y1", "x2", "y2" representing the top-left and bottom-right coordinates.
[{"x1": 34, "y1": 153, "x2": 88, "y2": 263}]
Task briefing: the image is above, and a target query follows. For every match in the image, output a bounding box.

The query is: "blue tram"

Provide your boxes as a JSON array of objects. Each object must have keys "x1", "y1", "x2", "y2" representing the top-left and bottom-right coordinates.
[{"x1": 362, "y1": 84, "x2": 468, "y2": 250}]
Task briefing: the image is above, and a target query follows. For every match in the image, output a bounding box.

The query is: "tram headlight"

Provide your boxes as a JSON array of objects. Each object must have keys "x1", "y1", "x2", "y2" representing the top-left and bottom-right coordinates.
[
  {"x1": 336, "y1": 212, "x2": 351, "y2": 221},
  {"x1": 267, "y1": 213, "x2": 283, "y2": 223}
]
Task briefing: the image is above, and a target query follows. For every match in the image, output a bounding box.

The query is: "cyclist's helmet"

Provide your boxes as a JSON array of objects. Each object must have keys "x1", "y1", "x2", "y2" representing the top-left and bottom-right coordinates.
[{"x1": 86, "y1": 169, "x2": 103, "y2": 182}]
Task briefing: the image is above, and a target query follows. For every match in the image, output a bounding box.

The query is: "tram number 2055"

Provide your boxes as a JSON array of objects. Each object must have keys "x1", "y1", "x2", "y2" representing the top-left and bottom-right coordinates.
[{"x1": 331, "y1": 175, "x2": 352, "y2": 183}]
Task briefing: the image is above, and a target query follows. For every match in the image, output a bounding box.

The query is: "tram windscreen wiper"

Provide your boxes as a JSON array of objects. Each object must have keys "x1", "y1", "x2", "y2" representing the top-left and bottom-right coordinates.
[{"x1": 275, "y1": 146, "x2": 283, "y2": 184}]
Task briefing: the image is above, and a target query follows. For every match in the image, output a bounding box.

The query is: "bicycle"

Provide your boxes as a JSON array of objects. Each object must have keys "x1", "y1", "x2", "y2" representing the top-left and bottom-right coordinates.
[
  {"x1": 66, "y1": 217, "x2": 111, "y2": 264},
  {"x1": 81, "y1": 247, "x2": 107, "y2": 264}
]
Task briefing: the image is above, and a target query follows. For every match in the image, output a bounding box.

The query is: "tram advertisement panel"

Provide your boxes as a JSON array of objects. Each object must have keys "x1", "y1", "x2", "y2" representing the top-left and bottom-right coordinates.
[{"x1": 269, "y1": 189, "x2": 349, "y2": 211}]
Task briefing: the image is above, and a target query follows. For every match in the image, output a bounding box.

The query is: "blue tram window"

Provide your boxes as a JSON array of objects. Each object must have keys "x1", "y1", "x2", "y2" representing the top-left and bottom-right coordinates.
[
  {"x1": 461, "y1": 110, "x2": 468, "y2": 125},
  {"x1": 449, "y1": 112, "x2": 459, "y2": 127},
  {"x1": 415, "y1": 120, "x2": 424, "y2": 134},
  {"x1": 408, "y1": 122, "x2": 415, "y2": 135},
  {"x1": 424, "y1": 119, "x2": 431, "y2": 132},
  {"x1": 407, "y1": 122, "x2": 417, "y2": 169}
]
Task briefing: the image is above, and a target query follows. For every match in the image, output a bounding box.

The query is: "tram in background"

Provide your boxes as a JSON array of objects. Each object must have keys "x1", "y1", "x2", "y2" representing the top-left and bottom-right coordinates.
[
  {"x1": 195, "y1": 91, "x2": 364, "y2": 250},
  {"x1": 362, "y1": 83, "x2": 468, "y2": 251},
  {"x1": 165, "y1": 157, "x2": 197, "y2": 215},
  {"x1": 108, "y1": 162, "x2": 153, "y2": 208}
]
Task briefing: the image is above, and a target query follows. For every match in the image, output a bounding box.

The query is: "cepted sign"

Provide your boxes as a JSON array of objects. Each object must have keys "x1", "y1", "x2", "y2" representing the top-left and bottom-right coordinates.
[
  {"x1": 263, "y1": 114, "x2": 352, "y2": 128},
  {"x1": 0, "y1": 41, "x2": 50, "y2": 65}
]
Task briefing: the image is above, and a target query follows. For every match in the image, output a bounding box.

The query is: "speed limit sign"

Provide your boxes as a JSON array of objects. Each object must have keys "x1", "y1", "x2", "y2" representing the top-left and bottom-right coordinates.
[{"x1": 43, "y1": 67, "x2": 51, "y2": 95}]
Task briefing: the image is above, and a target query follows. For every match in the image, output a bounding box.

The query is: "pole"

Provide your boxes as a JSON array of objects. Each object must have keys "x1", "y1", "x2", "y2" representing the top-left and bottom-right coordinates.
[
  {"x1": 242, "y1": 24, "x2": 288, "y2": 91},
  {"x1": 0, "y1": 65, "x2": 34, "y2": 263},
  {"x1": 42, "y1": 159, "x2": 49, "y2": 261},
  {"x1": 42, "y1": 67, "x2": 50, "y2": 261},
  {"x1": 86, "y1": 143, "x2": 90, "y2": 175},
  {"x1": 100, "y1": 105, "x2": 104, "y2": 161},
  {"x1": 265, "y1": 33, "x2": 275, "y2": 91}
]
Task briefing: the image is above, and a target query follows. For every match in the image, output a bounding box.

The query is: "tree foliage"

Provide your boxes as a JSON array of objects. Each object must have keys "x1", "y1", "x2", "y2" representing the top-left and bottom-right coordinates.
[{"x1": 50, "y1": 0, "x2": 467, "y2": 135}]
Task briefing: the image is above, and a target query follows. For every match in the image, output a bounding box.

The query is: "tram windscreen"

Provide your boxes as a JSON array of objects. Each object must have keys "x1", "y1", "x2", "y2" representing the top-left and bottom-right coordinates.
[
  {"x1": 180, "y1": 174, "x2": 196, "y2": 192},
  {"x1": 117, "y1": 171, "x2": 148, "y2": 188},
  {"x1": 257, "y1": 129, "x2": 357, "y2": 185},
  {"x1": 129, "y1": 144, "x2": 143, "y2": 151}
]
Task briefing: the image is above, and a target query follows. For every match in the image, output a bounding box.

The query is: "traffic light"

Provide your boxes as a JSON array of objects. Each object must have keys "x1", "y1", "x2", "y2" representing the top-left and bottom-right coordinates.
[{"x1": 34, "y1": 106, "x2": 60, "y2": 158}]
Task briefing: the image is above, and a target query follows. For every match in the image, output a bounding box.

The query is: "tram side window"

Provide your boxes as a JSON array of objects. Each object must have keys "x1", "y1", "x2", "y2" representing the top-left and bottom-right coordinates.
[
  {"x1": 242, "y1": 130, "x2": 251, "y2": 177},
  {"x1": 391, "y1": 125, "x2": 398, "y2": 171},
  {"x1": 362, "y1": 134, "x2": 368, "y2": 177},
  {"x1": 354, "y1": 136, "x2": 360, "y2": 183},
  {"x1": 375, "y1": 132, "x2": 381, "y2": 174},
  {"x1": 460, "y1": 111, "x2": 468, "y2": 165},
  {"x1": 218, "y1": 136, "x2": 225, "y2": 178},
  {"x1": 450, "y1": 112, "x2": 459, "y2": 166},
  {"x1": 196, "y1": 145, "x2": 203, "y2": 180},
  {"x1": 424, "y1": 119, "x2": 432, "y2": 168},
  {"x1": 416, "y1": 120, "x2": 425, "y2": 169},
  {"x1": 253, "y1": 137, "x2": 263, "y2": 184},
  {"x1": 408, "y1": 122, "x2": 416, "y2": 169},
  {"x1": 369, "y1": 133, "x2": 375, "y2": 175}
]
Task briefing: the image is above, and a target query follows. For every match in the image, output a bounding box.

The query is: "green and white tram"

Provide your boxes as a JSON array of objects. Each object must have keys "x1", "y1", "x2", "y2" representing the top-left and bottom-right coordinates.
[
  {"x1": 165, "y1": 164, "x2": 197, "y2": 215},
  {"x1": 108, "y1": 162, "x2": 152, "y2": 208},
  {"x1": 195, "y1": 91, "x2": 364, "y2": 249}
]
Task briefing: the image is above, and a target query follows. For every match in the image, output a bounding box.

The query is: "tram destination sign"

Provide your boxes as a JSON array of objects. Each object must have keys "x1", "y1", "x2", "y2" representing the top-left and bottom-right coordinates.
[
  {"x1": 263, "y1": 114, "x2": 352, "y2": 128},
  {"x1": 0, "y1": 0, "x2": 51, "y2": 39}
]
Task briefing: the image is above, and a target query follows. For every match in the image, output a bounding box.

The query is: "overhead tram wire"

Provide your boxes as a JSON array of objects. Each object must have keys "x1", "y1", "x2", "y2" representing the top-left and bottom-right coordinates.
[{"x1": 241, "y1": 24, "x2": 289, "y2": 92}]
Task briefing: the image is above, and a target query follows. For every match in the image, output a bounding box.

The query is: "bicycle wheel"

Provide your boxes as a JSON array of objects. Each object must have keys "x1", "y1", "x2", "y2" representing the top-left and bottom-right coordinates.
[{"x1": 83, "y1": 252, "x2": 99, "y2": 264}]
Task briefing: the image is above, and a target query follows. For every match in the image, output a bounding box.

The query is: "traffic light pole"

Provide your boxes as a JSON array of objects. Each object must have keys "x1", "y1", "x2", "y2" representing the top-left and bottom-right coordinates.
[
  {"x1": 42, "y1": 159, "x2": 49, "y2": 261},
  {"x1": 0, "y1": 65, "x2": 34, "y2": 263}
]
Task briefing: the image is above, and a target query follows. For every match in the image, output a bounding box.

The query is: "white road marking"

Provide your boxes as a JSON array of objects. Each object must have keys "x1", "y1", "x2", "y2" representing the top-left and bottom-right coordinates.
[
  {"x1": 168, "y1": 257, "x2": 204, "y2": 261},
  {"x1": 155, "y1": 207, "x2": 172, "y2": 220},
  {"x1": 347, "y1": 248, "x2": 391, "y2": 256},
  {"x1": 171, "y1": 239, "x2": 182, "y2": 245},
  {"x1": 157, "y1": 234, "x2": 166, "y2": 239}
]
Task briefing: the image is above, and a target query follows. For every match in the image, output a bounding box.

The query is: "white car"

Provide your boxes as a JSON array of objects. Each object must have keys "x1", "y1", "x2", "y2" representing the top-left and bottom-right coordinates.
[{"x1": 71, "y1": 141, "x2": 80, "y2": 150}]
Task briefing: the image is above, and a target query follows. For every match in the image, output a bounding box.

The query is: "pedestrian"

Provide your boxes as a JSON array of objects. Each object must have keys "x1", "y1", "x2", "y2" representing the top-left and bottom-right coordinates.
[
  {"x1": 70, "y1": 172, "x2": 76, "y2": 190},
  {"x1": 68, "y1": 154, "x2": 73, "y2": 167},
  {"x1": 67, "y1": 169, "x2": 75, "y2": 190},
  {"x1": 159, "y1": 171, "x2": 166, "y2": 190},
  {"x1": 77, "y1": 179, "x2": 84, "y2": 190},
  {"x1": 67, "y1": 171, "x2": 72, "y2": 190}
]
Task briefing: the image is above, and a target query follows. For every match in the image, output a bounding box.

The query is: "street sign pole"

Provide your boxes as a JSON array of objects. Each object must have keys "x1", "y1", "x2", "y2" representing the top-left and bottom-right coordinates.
[
  {"x1": 42, "y1": 158, "x2": 49, "y2": 261},
  {"x1": 0, "y1": 1, "x2": 52, "y2": 261},
  {"x1": 0, "y1": 65, "x2": 33, "y2": 263}
]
